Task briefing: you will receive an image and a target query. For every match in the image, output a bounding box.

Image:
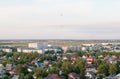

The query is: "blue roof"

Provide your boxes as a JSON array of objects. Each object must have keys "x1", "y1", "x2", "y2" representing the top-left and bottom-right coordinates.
[
  {"x1": 36, "y1": 62, "x2": 43, "y2": 67},
  {"x1": 108, "y1": 57, "x2": 115, "y2": 61}
]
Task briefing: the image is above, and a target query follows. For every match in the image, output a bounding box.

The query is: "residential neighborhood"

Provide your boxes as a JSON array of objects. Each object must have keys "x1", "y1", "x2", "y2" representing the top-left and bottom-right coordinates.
[{"x1": 0, "y1": 42, "x2": 120, "y2": 79}]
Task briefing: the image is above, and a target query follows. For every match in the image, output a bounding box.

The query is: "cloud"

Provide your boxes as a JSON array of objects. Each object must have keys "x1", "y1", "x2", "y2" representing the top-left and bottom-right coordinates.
[{"x1": 0, "y1": 0, "x2": 120, "y2": 39}]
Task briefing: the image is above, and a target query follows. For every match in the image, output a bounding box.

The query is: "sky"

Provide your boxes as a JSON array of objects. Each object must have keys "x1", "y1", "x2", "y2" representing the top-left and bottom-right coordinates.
[{"x1": 0, "y1": 0, "x2": 120, "y2": 39}]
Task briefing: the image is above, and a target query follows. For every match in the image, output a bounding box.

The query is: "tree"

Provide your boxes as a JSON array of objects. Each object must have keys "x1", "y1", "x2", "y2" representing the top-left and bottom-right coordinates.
[
  {"x1": 34, "y1": 68, "x2": 47, "y2": 78},
  {"x1": 66, "y1": 50, "x2": 73, "y2": 53},
  {"x1": 62, "y1": 61, "x2": 72, "y2": 74},
  {"x1": 24, "y1": 73, "x2": 33, "y2": 79},
  {"x1": 74, "y1": 51, "x2": 83, "y2": 56},
  {"x1": 74, "y1": 59, "x2": 85, "y2": 78},
  {"x1": 94, "y1": 59, "x2": 102, "y2": 68},
  {"x1": 48, "y1": 67, "x2": 59, "y2": 74},
  {"x1": 19, "y1": 73, "x2": 24, "y2": 79},
  {"x1": 97, "y1": 63, "x2": 109, "y2": 76},
  {"x1": 34, "y1": 68, "x2": 42, "y2": 77},
  {"x1": 109, "y1": 63, "x2": 117, "y2": 75},
  {"x1": 16, "y1": 64, "x2": 28, "y2": 75},
  {"x1": 52, "y1": 60, "x2": 62, "y2": 68},
  {"x1": 116, "y1": 62, "x2": 120, "y2": 74}
]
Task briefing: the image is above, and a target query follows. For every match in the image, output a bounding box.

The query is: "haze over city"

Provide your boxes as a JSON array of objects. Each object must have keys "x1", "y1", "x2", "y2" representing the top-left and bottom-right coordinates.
[{"x1": 0, "y1": 0, "x2": 120, "y2": 39}]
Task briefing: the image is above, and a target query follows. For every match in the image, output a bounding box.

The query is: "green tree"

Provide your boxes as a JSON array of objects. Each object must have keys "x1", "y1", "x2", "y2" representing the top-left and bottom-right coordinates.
[
  {"x1": 16, "y1": 64, "x2": 28, "y2": 75},
  {"x1": 19, "y1": 73, "x2": 24, "y2": 79},
  {"x1": 97, "y1": 63, "x2": 109, "y2": 76},
  {"x1": 62, "y1": 61, "x2": 72, "y2": 74},
  {"x1": 74, "y1": 59, "x2": 85, "y2": 78},
  {"x1": 116, "y1": 62, "x2": 120, "y2": 73},
  {"x1": 34, "y1": 68, "x2": 42, "y2": 77},
  {"x1": 34, "y1": 68, "x2": 47, "y2": 78},
  {"x1": 24, "y1": 73, "x2": 33, "y2": 79},
  {"x1": 109, "y1": 63, "x2": 117, "y2": 75},
  {"x1": 94, "y1": 59, "x2": 102, "y2": 68}
]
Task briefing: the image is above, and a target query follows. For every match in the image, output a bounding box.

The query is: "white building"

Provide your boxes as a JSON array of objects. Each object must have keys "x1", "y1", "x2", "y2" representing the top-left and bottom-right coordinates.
[
  {"x1": 0, "y1": 48, "x2": 12, "y2": 53},
  {"x1": 17, "y1": 43, "x2": 62, "y2": 54},
  {"x1": 44, "y1": 46, "x2": 62, "y2": 53},
  {"x1": 81, "y1": 47, "x2": 89, "y2": 51},
  {"x1": 17, "y1": 48, "x2": 43, "y2": 54},
  {"x1": 28, "y1": 43, "x2": 47, "y2": 49}
]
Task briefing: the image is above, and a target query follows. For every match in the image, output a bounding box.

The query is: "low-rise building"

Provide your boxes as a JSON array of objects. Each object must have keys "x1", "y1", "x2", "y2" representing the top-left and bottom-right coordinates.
[
  {"x1": 0, "y1": 48, "x2": 12, "y2": 53},
  {"x1": 17, "y1": 48, "x2": 43, "y2": 54}
]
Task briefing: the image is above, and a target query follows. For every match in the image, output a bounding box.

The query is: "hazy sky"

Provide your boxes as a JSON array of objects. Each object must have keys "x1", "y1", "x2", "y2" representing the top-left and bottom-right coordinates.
[{"x1": 0, "y1": 0, "x2": 120, "y2": 39}]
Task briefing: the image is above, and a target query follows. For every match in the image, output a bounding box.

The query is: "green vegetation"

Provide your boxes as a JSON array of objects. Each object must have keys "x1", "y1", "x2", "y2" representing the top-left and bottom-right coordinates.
[{"x1": 0, "y1": 50, "x2": 120, "y2": 79}]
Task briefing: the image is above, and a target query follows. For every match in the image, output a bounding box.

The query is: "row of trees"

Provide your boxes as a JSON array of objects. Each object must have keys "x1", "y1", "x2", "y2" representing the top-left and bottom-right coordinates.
[{"x1": 97, "y1": 62, "x2": 120, "y2": 76}]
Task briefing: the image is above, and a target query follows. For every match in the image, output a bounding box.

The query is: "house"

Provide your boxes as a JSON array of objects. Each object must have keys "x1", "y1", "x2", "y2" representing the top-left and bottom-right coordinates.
[
  {"x1": 43, "y1": 60, "x2": 50, "y2": 66},
  {"x1": 86, "y1": 56, "x2": 95, "y2": 64},
  {"x1": 82, "y1": 55, "x2": 87, "y2": 59},
  {"x1": 0, "y1": 64, "x2": 4, "y2": 68},
  {"x1": 31, "y1": 60, "x2": 37, "y2": 64},
  {"x1": 112, "y1": 55, "x2": 117, "y2": 59},
  {"x1": 0, "y1": 56, "x2": 6, "y2": 62},
  {"x1": 86, "y1": 57, "x2": 95, "y2": 62},
  {"x1": 85, "y1": 71, "x2": 96, "y2": 79},
  {"x1": 104, "y1": 55, "x2": 110, "y2": 60},
  {"x1": 105, "y1": 55, "x2": 117, "y2": 64},
  {"x1": 68, "y1": 72, "x2": 80, "y2": 79},
  {"x1": 86, "y1": 64, "x2": 96, "y2": 72},
  {"x1": 81, "y1": 47, "x2": 88, "y2": 52},
  {"x1": 98, "y1": 55, "x2": 104, "y2": 58},
  {"x1": 0, "y1": 64, "x2": 5, "y2": 78},
  {"x1": 27, "y1": 66, "x2": 35, "y2": 72},
  {"x1": 62, "y1": 56, "x2": 68, "y2": 61},
  {"x1": 6, "y1": 64, "x2": 14, "y2": 71},
  {"x1": 71, "y1": 56, "x2": 77, "y2": 62},
  {"x1": 108, "y1": 57, "x2": 117, "y2": 64},
  {"x1": 6, "y1": 64, "x2": 16, "y2": 74},
  {"x1": 9, "y1": 68, "x2": 16, "y2": 74},
  {"x1": 11, "y1": 75, "x2": 19, "y2": 79},
  {"x1": 35, "y1": 61, "x2": 43, "y2": 67},
  {"x1": 44, "y1": 74, "x2": 64, "y2": 79},
  {"x1": 114, "y1": 73, "x2": 120, "y2": 79}
]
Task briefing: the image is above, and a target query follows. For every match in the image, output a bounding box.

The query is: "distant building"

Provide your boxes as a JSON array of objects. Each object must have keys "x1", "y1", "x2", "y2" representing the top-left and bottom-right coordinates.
[
  {"x1": 17, "y1": 48, "x2": 43, "y2": 54},
  {"x1": 17, "y1": 43, "x2": 62, "y2": 54},
  {"x1": 82, "y1": 43, "x2": 95, "y2": 46},
  {"x1": 0, "y1": 48, "x2": 12, "y2": 53},
  {"x1": 44, "y1": 46, "x2": 62, "y2": 53},
  {"x1": 62, "y1": 46, "x2": 68, "y2": 52},
  {"x1": 67, "y1": 46, "x2": 81, "y2": 51},
  {"x1": 28, "y1": 43, "x2": 47, "y2": 49},
  {"x1": 81, "y1": 46, "x2": 89, "y2": 52}
]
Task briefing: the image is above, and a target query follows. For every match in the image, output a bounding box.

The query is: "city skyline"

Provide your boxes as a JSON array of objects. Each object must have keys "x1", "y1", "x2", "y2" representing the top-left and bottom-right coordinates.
[{"x1": 0, "y1": 0, "x2": 120, "y2": 39}]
